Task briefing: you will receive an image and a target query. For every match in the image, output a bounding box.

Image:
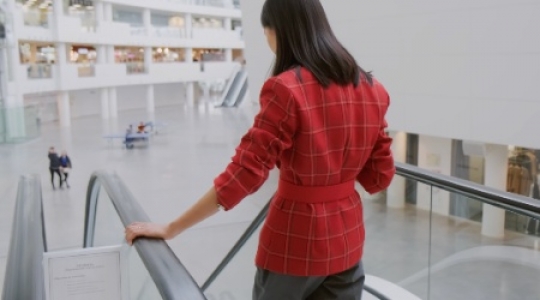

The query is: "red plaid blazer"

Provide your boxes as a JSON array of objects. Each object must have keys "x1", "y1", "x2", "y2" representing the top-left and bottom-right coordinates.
[{"x1": 214, "y1": 67, "x2": 395, "y2": 276}]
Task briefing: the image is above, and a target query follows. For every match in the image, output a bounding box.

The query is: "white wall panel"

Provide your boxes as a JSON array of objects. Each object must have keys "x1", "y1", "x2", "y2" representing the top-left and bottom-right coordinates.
[{"x1": 240, "y1": 0, "x2": 540, "y2": 148}]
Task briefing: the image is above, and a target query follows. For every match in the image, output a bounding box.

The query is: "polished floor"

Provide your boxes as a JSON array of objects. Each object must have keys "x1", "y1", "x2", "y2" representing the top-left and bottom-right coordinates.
[{"x1": 1, "y1": 102, "x2": 540, "y2": 299}]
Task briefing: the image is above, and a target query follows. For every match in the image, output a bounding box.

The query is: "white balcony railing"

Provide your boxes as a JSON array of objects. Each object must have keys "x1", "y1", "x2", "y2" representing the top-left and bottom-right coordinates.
[
  {"x1": 162, "y1": 0, "x2": 235, "y2": 8},
  {"x1": 126, "y1": 62, "x2": 146, "y2": 74},
  {"x1": 77, "y1": 65, "x2": 96, "y2": 77},
  {"x1": 130, "y1": 27, "x2": 148, "y2": 36},
  {"x1": 26, "y1": 64, "x2": 53, "y2": 79},
  {"x1": 21, "y1": 9, "x2": 52, "y2": 28},
  {"x1": 153, "y1": 27, "x2": 187, "y2": 38}
]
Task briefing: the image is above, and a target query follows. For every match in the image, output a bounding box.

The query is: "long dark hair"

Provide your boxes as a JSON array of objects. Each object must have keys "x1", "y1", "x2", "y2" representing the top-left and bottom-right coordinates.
[{"x1": 261, "y1": 0, "x2": 372, "y2": 87}]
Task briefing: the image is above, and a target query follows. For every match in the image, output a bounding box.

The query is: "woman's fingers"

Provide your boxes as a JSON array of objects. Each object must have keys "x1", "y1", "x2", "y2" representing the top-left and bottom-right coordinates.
[{"x1": 125, "y1": 222, "x2": 166, "y2": 245}]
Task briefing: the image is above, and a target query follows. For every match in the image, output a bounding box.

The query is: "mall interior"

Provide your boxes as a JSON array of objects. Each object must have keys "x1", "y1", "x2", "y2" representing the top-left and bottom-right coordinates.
[{"x1": 0, "y1": 0, "x2": 539, "y2": 299}]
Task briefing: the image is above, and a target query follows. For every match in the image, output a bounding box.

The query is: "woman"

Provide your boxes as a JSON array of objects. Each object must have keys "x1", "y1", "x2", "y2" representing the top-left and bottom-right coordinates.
[
  {"x1": 59, "y1": 151, "x2": 72, "y2": 188},
  {"x1": 125, "y1": 0, "x2": 395, "y2": 299}
]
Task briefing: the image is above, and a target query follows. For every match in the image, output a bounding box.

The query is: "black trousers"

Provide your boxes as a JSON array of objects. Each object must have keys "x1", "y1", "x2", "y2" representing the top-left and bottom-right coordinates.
[
  {"x1": 253, "y1": 262, "x2": 364, "y2": 300},
  {"x1": 63, "y1": 171, "x2": 69, "y2": 186},
  {"x1": 49, "y1": 168, "x2": 62, "y2": 188}
]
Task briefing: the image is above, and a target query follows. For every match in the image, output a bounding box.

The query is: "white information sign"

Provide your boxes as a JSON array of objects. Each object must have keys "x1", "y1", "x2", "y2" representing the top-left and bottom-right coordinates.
[{"x1": 43, "y1": 245, "x2": 129, "y2": 300}]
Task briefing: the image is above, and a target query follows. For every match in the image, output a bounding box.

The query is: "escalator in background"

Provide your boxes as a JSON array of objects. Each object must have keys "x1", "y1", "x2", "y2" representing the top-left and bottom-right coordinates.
[{"x1": 219, "y1": 67, "x2": 249, "y2": 108}]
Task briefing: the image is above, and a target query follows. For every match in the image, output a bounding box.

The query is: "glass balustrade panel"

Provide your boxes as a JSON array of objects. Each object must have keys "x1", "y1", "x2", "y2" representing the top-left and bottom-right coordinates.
[
  {"x1": 425, "y1": 188, "x2": 540, "y2": 300},
  {"x1": 204, "y1": 225, "x2": 261, "y2": 300},
  {"x1": 92, "y1": 185, "x2": 161, "y2": 299},
  {"x1": 363, "y1": 179, "x2": 431, "y2": 300}
]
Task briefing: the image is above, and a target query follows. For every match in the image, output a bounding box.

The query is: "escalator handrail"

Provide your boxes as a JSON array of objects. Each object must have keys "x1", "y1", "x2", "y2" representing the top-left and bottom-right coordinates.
[
  {"x1": 395, "y1": 162, "x2": 540, "y2": 219},
  {"x1": 2, "y1": 175, "x2": 46, "y2": 300},
  {"x1": 83, "y1": 171, "x2": 206, "y2": 300}
]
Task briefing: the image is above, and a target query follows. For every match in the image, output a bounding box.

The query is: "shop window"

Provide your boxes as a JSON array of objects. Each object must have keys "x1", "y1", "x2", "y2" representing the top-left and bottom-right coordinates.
[
  {"x1": 153, "y1": 48, "x2": 185, "y2": 63},
  {"x1": 69, "y1": 45, "x2": 97, "y2": 64},
  {"x1": 505, "y1": 146, "x2": 540, "y2": 235},
  {"x1": 19, "y1": 42, "x2": 56, "y2": 64},
  {"x1": 193, "y1": 48, "x2": 225, "y2": 62}
]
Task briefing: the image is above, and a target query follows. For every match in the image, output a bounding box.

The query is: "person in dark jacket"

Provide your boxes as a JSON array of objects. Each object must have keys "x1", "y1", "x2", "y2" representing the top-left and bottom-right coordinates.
[
  {"x1": 59, "y1": 151, "x2": 72, "y2": 188},
  {"x1": 48, "y1": 147, "x2": 62, "y2": 189}
]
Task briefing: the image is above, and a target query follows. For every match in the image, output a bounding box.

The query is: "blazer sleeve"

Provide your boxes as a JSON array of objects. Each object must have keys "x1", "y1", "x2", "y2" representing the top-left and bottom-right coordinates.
[
  {"x1": 356, "y1": 88, "x2": 395, "y2": 194},
  {"x1": 214, "y1": 77, "x2": 297, "y2": 210}
]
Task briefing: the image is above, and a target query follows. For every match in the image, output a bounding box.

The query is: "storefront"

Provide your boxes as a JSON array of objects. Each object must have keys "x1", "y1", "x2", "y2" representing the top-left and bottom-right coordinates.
[
  {"x1": 114, "y1": 47, "x2": 145, "y2": 74},
  {"x1": 69, "y1": 45, "x2": 97, "y2": 64},
  {"x1": 193, "y1": 48, "x2": 225, "y2": 62},
  {"x1": 153, "y1": 47, "x2": 185, "y2": 63}
]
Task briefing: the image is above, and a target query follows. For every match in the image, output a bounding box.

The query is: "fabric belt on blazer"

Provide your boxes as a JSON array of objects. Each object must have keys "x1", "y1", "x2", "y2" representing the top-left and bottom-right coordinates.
[{"x1": 276, "y1": 179, "x2": 356, "y2": 203}]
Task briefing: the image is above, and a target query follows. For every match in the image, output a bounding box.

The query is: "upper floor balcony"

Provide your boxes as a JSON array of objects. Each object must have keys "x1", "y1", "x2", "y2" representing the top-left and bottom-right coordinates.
[
  {"x1": 12, "y1": 4, "x2": 244, "y2": 49},
  {"x1": 12, "y1": 60, "x2": 239, "y2": 94}
]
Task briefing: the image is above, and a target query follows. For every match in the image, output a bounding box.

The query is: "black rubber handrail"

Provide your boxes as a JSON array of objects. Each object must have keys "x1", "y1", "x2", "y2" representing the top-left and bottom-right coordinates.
[
  {"x1": 83, "y1": 171, "x2": 206, "y2": 300},
  {"x1": 2, "y1": 175, "x2": 46, "y2": 300},
  {"x1": 395, "y1": 162, "x2": 540, "y2": 219}
]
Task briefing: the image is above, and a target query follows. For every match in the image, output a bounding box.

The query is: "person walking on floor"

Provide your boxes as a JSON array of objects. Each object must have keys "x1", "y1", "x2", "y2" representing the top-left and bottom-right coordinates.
[
  {"x1": 48, "y1": 147, "x2": 62, "y2": 190},
  {"x1": 125, "y1": 0, "x2": 395, "y2": 299},
  {"x1": 59, "y1": 151, "x2": 72, "y2": 188}
]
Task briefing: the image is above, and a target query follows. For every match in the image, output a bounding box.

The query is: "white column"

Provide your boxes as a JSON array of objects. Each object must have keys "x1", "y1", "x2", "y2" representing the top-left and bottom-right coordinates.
[
  {"x1": 185, "y1": 48, "x2": 193, "y2": 63},
  {"x1": 225, "y1": 48, "x2": 233, "y2": 62},
  {"x1": 106, "y1": 45, "x2": 115, "y2": 63},
  {"x1": 97, "y1": 45, "x2": 106, "y2": 64},
  {"x1": 146, "y1": 84, "x2": 155, "y2": 113},
  {"x1": 186, "y1": 82, "x2": 194, "y2": 107},
  {"x1": 185, "y1": 13, "x2": 192, "y2": 39},
  {"x1": 386, "y1": 131, "x2": 407, "y2": 208},
  {"x1": 94, "y1": 0, "x2": 103, "y2": 25},
  {"x1": 224, "y1": 17, "x2": 232, "y2": 31},
  {"x1": 57, "y1": 91, "x2": 71, "y2": 127},
  {"x1": 56, "y1": 43, "x2": 67, "y2": 65},
  {"x1": 144, "y1": 46, "x2": 152, "y2": 73},
  {"x1": 143, "y1": 8, "x2": 151, "y2": 35},
  {"x1": 52, "y1": 0, "x2": 64, "y2": 32},
  {"x1": 104, "y1": 3, "x2": 113, "y2": 22},
  {"x1": 108, "y1": 88, "x2": 117, "y2": 118},
  {"x1": 481, "y1": 144, "x2": 508, "y2": 238},
  {"x1": 55, "y1": 42, "x2": 67, "y2": 89},
  {"x1": 100, "y1": 88, "x2": 109, "y2": 119}
]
